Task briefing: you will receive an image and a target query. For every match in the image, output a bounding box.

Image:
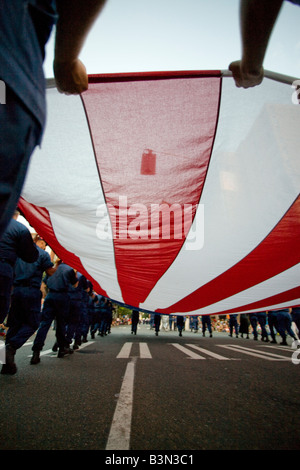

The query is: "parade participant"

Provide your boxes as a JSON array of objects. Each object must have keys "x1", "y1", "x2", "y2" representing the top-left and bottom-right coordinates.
[
  {"x1": 30, "y1": 262, "x2": 78, "y2": 364},
  {"x1": 0, "y1": 212, "x2": 38, "y2": 326},
  {"x1": 1, "y1": 235, "x2": 59, "y2": 374}
]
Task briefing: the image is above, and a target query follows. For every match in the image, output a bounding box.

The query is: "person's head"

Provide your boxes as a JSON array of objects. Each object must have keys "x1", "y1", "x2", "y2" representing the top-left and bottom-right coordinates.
[{"x1": 34, "y1": 234, "x2": 47, "y2": 250}]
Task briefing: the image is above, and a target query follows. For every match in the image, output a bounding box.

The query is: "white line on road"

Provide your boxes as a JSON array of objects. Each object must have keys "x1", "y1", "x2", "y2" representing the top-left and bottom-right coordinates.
[
  {"x1": 106, "y1": 358, "x2": 136, "y2": 450},
  {"x1": 170, "y1": 343, "x2": 206, "y2": 359},
  {"x1": 139, "y1": 342, "x2": 152, "y2": 359},
  {"x1": 117, "y1": 342, "x2": 132, "y2": 359},
  {"x1": 187, "y1": 344, "x2": 231, "y2": 360},
  {"x1": 218, "y1": 344, "x2": 290, "y2": 361}
]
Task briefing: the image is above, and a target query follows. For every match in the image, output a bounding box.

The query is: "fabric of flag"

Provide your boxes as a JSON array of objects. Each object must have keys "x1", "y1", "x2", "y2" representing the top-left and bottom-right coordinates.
[{"x1": 19, "y1": 71, "x2": 300, "y2": 315}]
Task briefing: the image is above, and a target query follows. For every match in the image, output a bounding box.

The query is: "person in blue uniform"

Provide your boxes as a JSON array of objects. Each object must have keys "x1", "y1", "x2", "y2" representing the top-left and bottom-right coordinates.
[
  {"x1": 201, "y1": 315, "x2": 213, "y2": 337},
  {"x1": 99, "y1": 298, "x2": 113, "y2": 336},
  {"x1": 68, "y1": 272, "x2": 89, "y2": 350},
  {"x1": 0, "y1": 212, "x2": 38, "y2": 372},
  {"x1": 0, "y1": 0, "x2": 107, "y2": 240},
  {"x1": 256, "y1": 311, "x2": 269, "y2": 342},
  {"x1": 291, "y1": 307, "x2": 300, "y2": 339},
  {"x1": 1, "y1": 235, "x2": 58, "y2": 374},
  {"x1": 272, "y1": 308, "x2": 297, "y2": 345},
  {"x1": 131, "y1": 309, "x2": 139, "y2": 335},
  {"x1": 267, "y1": 310, "x2": 278, "y2": 344},
  {"x1": 154, "y1": 314, "x2": 161, "y2": 336},
  {"x1": 249, "y1": 312, "x2": 258, "y2": 340},
  {"x1": 0, "y1": 212, "x2": 38, "y2": 326},
  {"x1": 229, "y1": 314, "x2": 239, "y2": 338},
  {"x1": 30, "y1": 261, "x2": 78, "y2": 364},
  {"x1": 176, "y1": 315, "x2": 185, "y2": 337},
  {"x1": 86, "y1": 282, "x2": 96, "y2": 339},
  {"x1": 91, "y1": 294, "x2": 106, "y2": 338}
]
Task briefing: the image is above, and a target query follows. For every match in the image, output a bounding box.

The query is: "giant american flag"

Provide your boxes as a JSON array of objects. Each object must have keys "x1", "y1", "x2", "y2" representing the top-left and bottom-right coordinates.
[{"x1": 19, "y1": 70, "x2": 300, "y2": 315}]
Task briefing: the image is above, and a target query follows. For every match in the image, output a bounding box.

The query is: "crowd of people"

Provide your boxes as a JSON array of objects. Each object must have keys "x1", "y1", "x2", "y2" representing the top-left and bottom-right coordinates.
[{"x1": 145, "y1": 310, "x2": 300, "y2": 344}]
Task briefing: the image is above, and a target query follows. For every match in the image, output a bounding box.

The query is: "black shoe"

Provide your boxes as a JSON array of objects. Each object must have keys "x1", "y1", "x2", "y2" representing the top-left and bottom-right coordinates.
[
  {"x1": 1, "y1": 344, "x2": 17, "y2": 374},
  {"x1": 73, "y1": 343, "x2": 79, "y2": 351},
  {"x1": 30, "y1": 351, "x2": 40, "y2": 365},
  {"x1": 57, "y1": 347, "x2": 73, "y2": 358},
  {"x1": 1, "y1": 363, "x2": 17, "y2": 375},
  {"x1": 91, "y1": 332, "x2": 95, "y2": 339},
  {"x1": 52, "y1": 342, "x2": 58, "y2": 352},
  {"x1": 82, "y1": 337, "x2": 88, "y2": 343}
]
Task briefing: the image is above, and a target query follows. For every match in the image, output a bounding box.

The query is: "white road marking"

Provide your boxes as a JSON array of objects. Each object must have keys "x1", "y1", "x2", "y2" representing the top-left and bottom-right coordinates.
[
  {"x1": 139, "y1": 342, "x2": 152, "y2": 358},
  {"x1": 106, "y1": 358, "x2": 136, "y2": 450},
  {"x1": 218, "y1": 344, "x2": 290, "y2": 361},
  {"x1": 187, "y1": 344, "x2": 231, "y2": 360},
  {"x1": 170, "y1": 343, "x2": 206, "y2": 359},
  {"x1": 117, "y1": 342, "x2": 132, "y2": 359}
]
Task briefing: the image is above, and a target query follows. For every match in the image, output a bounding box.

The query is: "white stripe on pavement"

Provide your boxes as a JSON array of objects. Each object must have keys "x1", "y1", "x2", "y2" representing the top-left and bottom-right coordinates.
[
  {"x1": 117, "y1": 342, "x2": 132, "y2": 359},
  {"x1": 106, "y1": 358, "x2": 136, "y2": 450},
  {"x1": 218, "y1": 344, "x2": 290, "y2": 361},
  {"x1": 187, "y1": 344, "x2": 231, "y2": 360},
  {"x1": 139, "y1": 342, "x2": 152, "y2": 358},
  {"x1": 170, "y1": 343, "x2": 206, "y2": 359}
]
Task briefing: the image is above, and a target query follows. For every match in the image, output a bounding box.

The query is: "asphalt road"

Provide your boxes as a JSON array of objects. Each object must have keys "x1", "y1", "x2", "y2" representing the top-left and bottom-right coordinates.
[{"x1": 0, "y1": 324, "x2": 299, "y2": 452}]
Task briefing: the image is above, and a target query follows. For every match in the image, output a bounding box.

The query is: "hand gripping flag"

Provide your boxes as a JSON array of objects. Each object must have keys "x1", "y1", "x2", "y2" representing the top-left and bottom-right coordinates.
[{"x1": 19, "y1": 70, "x2": 300, "y2": 316}]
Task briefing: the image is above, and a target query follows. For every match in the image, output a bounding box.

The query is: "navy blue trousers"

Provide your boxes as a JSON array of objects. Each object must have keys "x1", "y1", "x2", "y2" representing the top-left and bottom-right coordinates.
[
  {"x1": 6, "y1": 286, "x2": 42, "y2": 349},
  {"x1": 0, "y1": 86, "x2": 41, "y2": 239},
  {"x1": 32, "y1": 292, "x2": 70, "y2": 352}
]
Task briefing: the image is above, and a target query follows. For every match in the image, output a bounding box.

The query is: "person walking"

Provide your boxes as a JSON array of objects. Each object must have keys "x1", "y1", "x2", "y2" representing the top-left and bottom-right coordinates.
[
  {"x1": 30, "y1": 262, "x2": 78, "y2": 364},
  {"x1": 274, "y1": 308, "x2": 297, "y2": 345},
  {"x1": 131, "y1": 309, "x2": 139, "y2": 335},
  {"x1": 257, "y1": 311, "x2": 269, "y2": 342},
  {"x1": 176, "y1": 315, "x2": 185, "y2": 337},
  {"x1": 229, "y1": 314, "x2": 239, "y2": 338},
  {"x1": 201, "y1": 315, "x2": 213, "y2": 337}
]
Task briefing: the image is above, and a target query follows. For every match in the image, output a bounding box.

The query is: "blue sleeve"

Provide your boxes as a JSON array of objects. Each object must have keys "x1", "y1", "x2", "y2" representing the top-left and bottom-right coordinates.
[{"x1": 16, "y1": 225, "x2": 39, "y2": 263}]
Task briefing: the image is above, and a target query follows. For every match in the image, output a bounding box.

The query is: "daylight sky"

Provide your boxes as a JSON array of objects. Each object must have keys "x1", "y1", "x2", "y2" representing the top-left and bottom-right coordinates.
[{"x1": 43, "y1": 0, "x2": 300, "y2": 79}]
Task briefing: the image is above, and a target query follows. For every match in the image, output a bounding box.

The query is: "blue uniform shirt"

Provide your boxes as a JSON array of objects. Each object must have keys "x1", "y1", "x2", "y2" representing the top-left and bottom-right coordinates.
[
  {"x1": 45, "y1": 263, "x2": 77, "y2": 292},
  {"x1": 0, "y1": 219, "x2": 38, "y2": 278},
  {"x1": 68, "y1": 272, "x2": 88, "y2": 300},
  {"x1": 0, "y1": 0, "x2": 57, "y2": 131},
  {"x1": 14, "y1": 245, "x2": 53, "y2": 288}
]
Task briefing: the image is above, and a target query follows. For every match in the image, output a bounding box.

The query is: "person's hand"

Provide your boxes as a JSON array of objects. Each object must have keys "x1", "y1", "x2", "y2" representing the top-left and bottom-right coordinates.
[
  {"x1": 229, "y1": 60, "x2": 264, "y2": 88},
  {"x1": 53, "y1": 58, "x2": 88, "y2": 95}
]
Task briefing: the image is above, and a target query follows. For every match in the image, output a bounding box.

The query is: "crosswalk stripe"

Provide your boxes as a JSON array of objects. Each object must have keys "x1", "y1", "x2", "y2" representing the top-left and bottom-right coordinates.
[
  {"x1": 186, "y1": 344, "x2": 231, "y2": 360},
  {"x1": 117, "y1": 342, "x2": 152, "y2": 359},
  {"x1": 117, "y1": 342, "x2": 132, "y2": 358},
  {"x1": 139, "y1": 342, "x2": 152, "y2": 359},
  {"x1": 218, "y1": 344, "x2": 290, "y2": 361},
  {"x1": 170, "y1": 343, "x2": 206, "y2": 359}
]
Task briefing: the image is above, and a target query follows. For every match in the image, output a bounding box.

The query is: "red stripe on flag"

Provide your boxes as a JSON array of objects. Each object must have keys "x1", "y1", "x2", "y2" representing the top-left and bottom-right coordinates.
[
  {"x1": 81, "y1": 76, "x2": 222, "y2": 306},
  {"x1": 18, "y1": 197, "x2": 108, "y2": 297},
  {"x1": 157, "y1": 195, "x2": 300, "y2": 314},
  {"x1": 201, "y1": 286, "x2": 300, "y2": 316}
]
